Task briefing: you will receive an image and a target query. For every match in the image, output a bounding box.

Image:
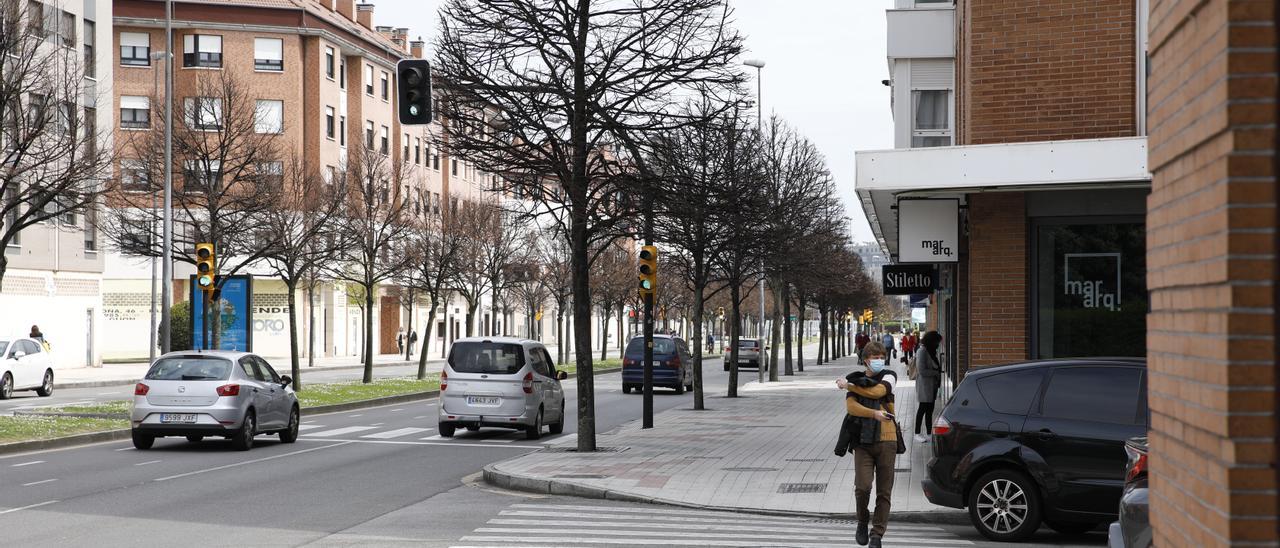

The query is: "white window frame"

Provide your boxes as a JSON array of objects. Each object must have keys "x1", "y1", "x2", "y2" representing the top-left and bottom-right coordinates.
[
  {"x1": 182, "y1": 34, "x2": 222, "y2": 68},
  {"x1": 120, "y1": 159, "x2": 149, "y2": 191},
  {"x1": 120, "y1": 32, "x2": 151, "y2": 66},
  {"x1": 120, "y1": 96, "x2": 150, "y2": 129},
  {"x1": 325, "y1": 106, "x2": 335, "y2": 139},
  {"x1": 253, "y1": 38, "x2": 283, "y2": 72},
  {"x1": 364, "y1": 64, "x2": 374, "y2": 95},
  {"x1": 910, "y1": 88, "x2": 953, "y2": 148},
  {"x1": 254, "y1": 99, "x2": 283, "y2": 134},
  {"x1": 324, "y1": 46, "x2": 335, "y2": 79},
  {"x1": 184, "y1": 96, "x2": 223, "y2": 131}
]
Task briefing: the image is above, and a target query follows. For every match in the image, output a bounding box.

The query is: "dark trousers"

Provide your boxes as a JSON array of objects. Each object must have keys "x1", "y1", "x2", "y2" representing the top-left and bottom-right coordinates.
[
  {"x1": 854, "y1": 441, "x2": 897, "y2": 537},
  {"x1": 914, "y1": 401, "x2": 936, "y2": 435}
]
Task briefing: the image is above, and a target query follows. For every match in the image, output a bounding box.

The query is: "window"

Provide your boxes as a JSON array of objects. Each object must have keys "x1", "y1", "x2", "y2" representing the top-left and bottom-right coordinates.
[
  {"x1": 57, "y1": 101, "x2": 73, "y2": 135},
  {"x1": 254, "y1": 100, "x2": 282, "y2": 134},
  {"x1": 364, "y1": 64, "x2": 374, "y2": 95},
  {"x1": 339, "y1": 115, "x2": 346, "y2": 146},
  {"x1": 380, "y1": 71, "x2": 389, "y2": 100},
  {"x1": 447, "y1": 341, "x2": 525, "y2": 374},
  {"x1": 27, "y1": 93, "x2": 46, "y2": 126},
  {"x1": 184, "y1": 160, "x2": 222, "y2": 192},
  {"x1": 84, "y1": 201, "x2": 97, "y2": 252},
  {"x1": 432, "y1": 148, "x2": 439, "y2": 170},
  {"x1": 4, "y1": 186, "x2": 20, "y2": 246},
  {"x1": 413, "y1": 138, "x2": 421, "y2": 165},
  {"x1": 2, "y1": 104, "x2": 18, "y2": 150},
  {"x1": 976, "y1": 370, "x2": 1043, "y2": 415},
  {"x1": 182, "y1": 34, "x2": 222, "y2": 68},
  {"x1": 146, "y1": 357, "x2": 232, "y2": 381},
  {"x1": 1040, "y1": 367, "x2": 1143, "y2": 425},
  {"x1": 402, "y1": 132, "x2": 409, "y2": 158},
  {"x1": 324, "y1": 165, "x2": 336, "y2": 185},
  {"x1": 82, "y1": 20, "x2": 95, "y2": 78},
  {"x1": 324, "y1": 107, "x2": 335, "y2": 139},
  {"x1": 59, "y1": 10, "x2": 73, "y2": 48},
  {"x1": 83, "y1": 106, "x2": 96, "y2": 158},
  {"x1": 120, "y1": 32, "x2": 150, "y2": 66},
  {"x1": 433, "y1": 192, "x2": 440, "y2": 214},
  {"x1": 253, "y1": 38, "x2": 283, "y2": 71},
  {"x1": 120, "y1": 159, "x2": 149, "y2": 190},
  {"x1": 911, "y1": 89, "x2": 951, "y2": 147},
  {"x1": 26, "y1": 1, "x2": 43, "y2": 38},
  {"x1": 257, "y1": 161, "x2": 283, "y2": 187},
  {"x1": 339, "y1": 58, "x2": 346, "y2": 89},
  {"x1": 451, "y1": 158, "x2": 458, "y2": 176},
  {"x1": 379, "y1": 125, "x2": 388, "y2": 155},
  {"x1": 364, "y1": 121, "x2": 373, "y2": 148},
  {"x1": 184, "y1": 97, "x2": 222, "y2": 130},
  {"x1": 324, "y1": 46, "x2": 335, "y2": 78},
  {"x1": 120, "y1": 96, "x2": 150, "y2": 129}
]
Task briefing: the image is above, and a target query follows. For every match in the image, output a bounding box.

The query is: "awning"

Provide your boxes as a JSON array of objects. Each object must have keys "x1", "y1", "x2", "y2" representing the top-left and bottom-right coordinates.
[{"x1": 854, "y1": 136, "x2": 1151, "y2": 259}]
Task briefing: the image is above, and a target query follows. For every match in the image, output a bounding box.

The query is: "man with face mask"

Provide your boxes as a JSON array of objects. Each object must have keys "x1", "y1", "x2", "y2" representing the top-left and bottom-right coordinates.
[{"x1": 835, "y1": 341, "x2": 898, "y2": 547}]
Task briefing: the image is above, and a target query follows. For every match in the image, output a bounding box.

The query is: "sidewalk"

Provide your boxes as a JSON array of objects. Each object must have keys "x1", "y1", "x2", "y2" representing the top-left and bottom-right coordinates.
[{"x1": 485, "y1": 351, "x2": 963, "y2": 520}]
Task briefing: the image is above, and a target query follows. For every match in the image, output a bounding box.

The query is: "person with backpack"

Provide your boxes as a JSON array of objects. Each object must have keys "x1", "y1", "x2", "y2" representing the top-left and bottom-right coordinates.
[
  {"x1": 913, "y1": 331, "x2": 944, "y2": 444},
  {"x1": 29, "y1": 325, "x2": 51, "y2": 352},
  {"x1": 834, "y1": 341, "x2": 900, "y2": 547}
]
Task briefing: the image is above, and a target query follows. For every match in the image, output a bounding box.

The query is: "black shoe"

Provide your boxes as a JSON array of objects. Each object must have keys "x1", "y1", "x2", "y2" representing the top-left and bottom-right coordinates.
[
  {"x1": 868, "y1": 536, "x2": 882, "y2": 548},
  {"x1": 855, "y1": 522, "x2": 869, "y2": 545}
]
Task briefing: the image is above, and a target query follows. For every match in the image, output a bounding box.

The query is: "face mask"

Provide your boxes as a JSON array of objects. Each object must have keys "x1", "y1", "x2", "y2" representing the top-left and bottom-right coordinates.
[{"x1": 868, "y1": 359, "x2": 886, "y2": 373}]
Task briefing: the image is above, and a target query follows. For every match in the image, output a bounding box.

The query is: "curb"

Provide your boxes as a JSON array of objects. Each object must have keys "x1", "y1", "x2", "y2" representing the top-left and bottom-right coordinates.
[{"x1": 481, "y1": 464, "x2": 969, "y2": 525}]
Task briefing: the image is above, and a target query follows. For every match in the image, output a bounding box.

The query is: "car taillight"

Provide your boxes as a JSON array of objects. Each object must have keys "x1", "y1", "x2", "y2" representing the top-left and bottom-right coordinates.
[
  {"x1": 134, "y1": 383, "x2": 149, "y2": 396},
  {"x1": 440, "y1": 370, "x2": 447, "y2": 391},
  {"x1": 1125, "y1": 445, "x2": 1148, "y2": 483},
  {"x1": 932, "y1": 416, "x2": 952, "y2": 436},
  {"x1": 522, "y1": 372, "x2": 534, "y2": 394},
  {"x1": 669, "y1": 355, "x2": 681, "y2": 368},
  {"x1": 216, "y1": 384, "x2": 240, "y2": 397}
]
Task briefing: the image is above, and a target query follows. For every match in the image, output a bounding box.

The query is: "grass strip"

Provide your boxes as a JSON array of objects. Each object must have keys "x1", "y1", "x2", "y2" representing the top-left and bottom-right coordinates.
[{"x1": 0, "y1": 415, "x2": 129, "y2": 445}]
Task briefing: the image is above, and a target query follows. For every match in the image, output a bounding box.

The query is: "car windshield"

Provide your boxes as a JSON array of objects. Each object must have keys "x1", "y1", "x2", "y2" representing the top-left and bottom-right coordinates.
[
  {"x1": 448, "y1": 342, "x2": 525, "y2": 374},
  {"x1": 145, "y1": 356, "x2": 234, "y2": 381},
  {"x1": 625, "y1": 338, "x2": 676, "y2": 357}
]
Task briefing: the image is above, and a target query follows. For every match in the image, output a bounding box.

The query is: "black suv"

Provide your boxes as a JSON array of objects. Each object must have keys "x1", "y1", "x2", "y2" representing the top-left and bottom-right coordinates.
[{"x1": 923, "y1": 358, "x2": 1148, "y2": 542}]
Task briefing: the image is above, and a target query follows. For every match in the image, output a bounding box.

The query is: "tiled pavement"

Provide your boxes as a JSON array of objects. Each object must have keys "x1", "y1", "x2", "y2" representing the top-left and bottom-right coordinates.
[{"x1": 485, "y1": 352, "x2": 961, "y2": 519}]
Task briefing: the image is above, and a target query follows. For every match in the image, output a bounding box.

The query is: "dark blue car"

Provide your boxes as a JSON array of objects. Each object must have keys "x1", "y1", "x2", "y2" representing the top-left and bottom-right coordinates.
[{"x1": 621, "y1": 335, "x2": 693, "y2": 394}]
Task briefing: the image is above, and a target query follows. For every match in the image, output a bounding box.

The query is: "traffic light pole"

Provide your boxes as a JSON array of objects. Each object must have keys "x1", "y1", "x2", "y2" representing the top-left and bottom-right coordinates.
[{"x1": 642, "y1": 198, "x2": 655, "y2": 430}]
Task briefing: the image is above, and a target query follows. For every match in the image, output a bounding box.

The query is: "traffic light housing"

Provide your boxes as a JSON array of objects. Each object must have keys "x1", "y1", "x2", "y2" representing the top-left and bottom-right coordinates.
[
  {"x1": 717, "y1": 306, "x2": 725, "y2": 319},
  {"x1": 397, "y1": 59, "x2": 432, "y2": 125},
  {"x1": 638, "y1": 245, "x2": 658, "y2": 296},
  {"x1": 195, "y1": 243, "x2": 215, "y2": 292}
]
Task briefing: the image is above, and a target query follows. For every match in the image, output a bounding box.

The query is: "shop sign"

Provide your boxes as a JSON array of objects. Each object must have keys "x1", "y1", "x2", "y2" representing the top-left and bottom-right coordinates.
[
  {"x1": 1063, "y1": 253, "x2": 1121, "y2": 311},
  {"x1": 897, "y1": 199, "x2": 959, "y2": 263},
  {"x1": 882, "y1": 264, "x2": 937, "y2": 295}
]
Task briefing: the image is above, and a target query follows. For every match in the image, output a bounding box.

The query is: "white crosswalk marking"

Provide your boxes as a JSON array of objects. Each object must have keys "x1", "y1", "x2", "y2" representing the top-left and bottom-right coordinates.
[
  {"x1": 360, "y1": 427, "x2": 433, "y2": 439},
  {"x1": 479, "y1": 438, "x2": 517, "y2": 443},
  {"x1": 306, "y1": 426, "x2": 377, "y2": 437},
  {"x1": 456, "y1": 502, "x2": 974, "y2": 547},
  {"x1": 297, "y1": 424, "x2": 325, "y2": 431}
]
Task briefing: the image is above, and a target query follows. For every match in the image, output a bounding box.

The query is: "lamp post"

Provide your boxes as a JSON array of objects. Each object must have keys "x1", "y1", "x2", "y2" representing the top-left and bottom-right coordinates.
[
  {"x1": 159, "y1": 0, "x2": 175, "y2": 353},
  {"x1": 743, "y1": 58, "x2": 765, "y2": 383}
]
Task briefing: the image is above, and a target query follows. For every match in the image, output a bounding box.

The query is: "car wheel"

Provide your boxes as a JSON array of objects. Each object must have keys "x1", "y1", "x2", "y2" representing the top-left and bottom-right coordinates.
[
  {"x1": 723, "y1": 363, "x2": 730, "y2": 372},
  {"x1": 548, "y1": 400, "x2": 565, "y2": 435},
  {"x1": 673, "y1": 381, "x2": 684, "y2": 395},
  {"x1": 466, "y1": 425, "x2": 480, "y2": 432},
  {"x1": 186, "y1": 435, "x2": 203, "y2": 443},
  {"x1": 0, "y1": 373, "x2": 12, "y2": 400},
  {"x1": 621, "y1": 384, "x2": 631, "y2": 394},
  {"x1": 525, "y1": 408, "x2": 543, "y2": 440},
  {"x1": 132, "y1": 430, "x2": 155, "y2": 450},
  {"x1": 1046, "y1": 520, "x2": 1099, "y2": 536},
  {"x1": 278, "y1": 406, "x2": 300, "y2": 443},
  {"x1": 36, "y1": 370, "x2": 53, "y2": 397},
  {"x1": 968, "y1": 469, "x2": 1042, "y2": 542},
  {"x1": 231, "y1": 410, "x2": 256, "y2": 451},
  {"x1": 439, "y1": 423, "x2": 455, "y2": 437}
]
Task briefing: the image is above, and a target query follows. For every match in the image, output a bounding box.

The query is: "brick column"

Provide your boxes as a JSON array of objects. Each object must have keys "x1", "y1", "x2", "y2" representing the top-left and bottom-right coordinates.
[
  {"x1": 965, "y1": 192, "x2": 1028, "y2": 368},
  {"x1": 1146, "y1": 0, "x2": 1278, "y2": 545}
]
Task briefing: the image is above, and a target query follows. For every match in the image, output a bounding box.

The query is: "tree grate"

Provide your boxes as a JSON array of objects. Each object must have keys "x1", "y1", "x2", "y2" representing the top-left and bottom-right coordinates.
[{"x1": 778, "y1": 483, "x2": 828, "y2": 494}]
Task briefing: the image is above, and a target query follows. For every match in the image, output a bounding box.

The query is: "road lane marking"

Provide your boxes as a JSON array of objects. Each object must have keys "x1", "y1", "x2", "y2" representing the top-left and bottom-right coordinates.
[
  {"x1": 307, "y1": 426, "x2": 377, "y2": 437},
  {"x1": 154, "y1": 442, "x2": 353, "y2": 482},
  {"x1": 413, "y1": 415, "x2": 428, "y2": 419},
  {"x1": 479, "y1": 438, "x2": 517, "y2": 443},
  {"x1": 135, "y1": 460, "x2": 161, "y2": 466},
  {"x1": 371, "y1": 422, "x2": 384, "y2": 426},
  {"x1": 21, "y1": 479, "x2": 57, "y2": 487},
  {"x1": 98, "y1": 392, "x2": 117, "y2": 396},
  {"x1": 347, "y1": 414, "x2": 363, "y2": 418},
  {"x1": 10, "y1": 461, "x2": 44, "y2": 467},
  {"x1": 0, "y1": 500, "x2": 58, "y2": 514},
  {"x1": 391, "y1": 408, "x2": 405, "y2": 412},
  {"x1": 297, "y1": 438, "x2": 540, "y2": 449},
  {"x1": 114, "y1": 447, "x2": 134, "y2": 452},
  {"x1": 360, "y1": 427, "x2": 433, "y2": 439},
  {"x1": 297, "y1": 424, "x2": 325, "y2": 431}
]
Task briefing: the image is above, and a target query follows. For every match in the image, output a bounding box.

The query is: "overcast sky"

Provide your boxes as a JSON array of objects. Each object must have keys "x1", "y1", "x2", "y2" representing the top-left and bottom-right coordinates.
[{"x1": 376, "y1": 0, "x2": 893, "y2": 242}]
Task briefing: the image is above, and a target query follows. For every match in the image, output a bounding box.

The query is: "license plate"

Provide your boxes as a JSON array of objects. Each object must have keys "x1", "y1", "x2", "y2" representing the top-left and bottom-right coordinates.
[
  {"x1": 160, "y1": 413, "x2": 197, "y2": 424},
  {"x1": 466, "y1": 396, "x2": 501, "y2": 406}
]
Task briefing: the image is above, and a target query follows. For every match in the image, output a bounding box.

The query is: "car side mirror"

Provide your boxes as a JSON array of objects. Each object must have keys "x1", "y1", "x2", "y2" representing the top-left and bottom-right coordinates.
[
  {"x1": 12, "y1": 351, "x2": 25, "y2": 359},
  {"x1": 556, "y1": 370, "x2": 567, "y2": 380},
  {"x1": 280, "y1": 375, "x2": 292, "y2": 388}
]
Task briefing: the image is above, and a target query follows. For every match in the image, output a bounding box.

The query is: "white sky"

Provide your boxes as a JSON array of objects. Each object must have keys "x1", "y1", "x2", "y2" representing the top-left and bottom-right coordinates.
[{"x1": 376, "y1": 0, "x2": 893, "y2": 242}]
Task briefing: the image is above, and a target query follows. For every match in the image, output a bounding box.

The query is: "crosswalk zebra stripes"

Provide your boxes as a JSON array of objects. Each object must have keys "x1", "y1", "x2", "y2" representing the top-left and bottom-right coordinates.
[
  {"x1": 298, "y1": 423, "x2": 541, "y2": 444},
  {"x1": 453, "y1": 502, "x2": 976, "y2": 547}
]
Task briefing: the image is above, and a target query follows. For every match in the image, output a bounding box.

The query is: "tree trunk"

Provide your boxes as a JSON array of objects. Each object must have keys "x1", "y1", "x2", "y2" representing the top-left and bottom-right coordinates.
[
  {"x1": 691, "y1": 279, "x2": 706, "y2": 410},
  {"x1": 616, "y1": 306, "x2": 623, "y2": 355},
  {"x1": 600, "y1": 308, "x2": 609, "y2": 361},
  {"x1": 570, "y1": 212, "x2": 596, "y2": 452},
  {"x1": 418, "y1": 302, "x2": 438, "y2": 380},
  {"x1": 769, "y1": 278, "x2": 782, "y2": 382},
  {"x1": 286, "y1": 278, "x2": 302, "y2": 391},
  {"x1": 210, "y1": 287, "x2": 223, "y2": 350},
  {"x1": 817, "y1": 307, "x2": 826, "y2": 364},
  {"x1": 307, "y1": 282, "x2": 316, "y2": 368},
  {"x1": 490, "y1": 282, "x2": 500, "y2": 336},
  {"x1": 362, "y1": 284, "x2": 374, "y2": 383},
  {"x1": 465, "y1": 302, "x2": 477, "y2": 337},
  {"x1": 404, "y1": 294, "x2": 414, "y2": 361},
  {"x1": 782, "y1": 283, "x2": 793, "y2": 376},
  {"x1": 795, "y1": 298, "x2": 805, "y2": 372},
  {"x1": 727, "y1": 281, "x2": 741, "y2": 398},
  {"x1": 556, "y1": 310, "x2": 564, "y2": 364}
]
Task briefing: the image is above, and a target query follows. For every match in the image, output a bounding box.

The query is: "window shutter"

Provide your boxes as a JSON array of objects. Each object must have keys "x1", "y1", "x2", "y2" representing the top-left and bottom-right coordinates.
[
  {"x1": 120, "y1": 96, "x2": 149, "y2": 110},
  {"x1": 120, "y1": 32, "x2": 148, "y2": 47},
  {"x1": 254, "y1": 38, "x2": 282, "y2": 61},
  {"x1": 910, "y1": 59, "x2": 954, "y2": 88}
]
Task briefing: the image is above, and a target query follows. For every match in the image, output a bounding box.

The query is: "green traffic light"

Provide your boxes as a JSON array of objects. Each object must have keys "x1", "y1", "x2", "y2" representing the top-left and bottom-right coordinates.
[{"x1": 198, "y1": 275, "x2": 213, "y2": 287}]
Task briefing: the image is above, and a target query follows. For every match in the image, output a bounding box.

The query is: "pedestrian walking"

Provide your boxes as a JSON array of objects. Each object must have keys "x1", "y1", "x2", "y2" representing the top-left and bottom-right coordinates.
[
  {"x1": 855, "y1": 330, "x2": 870, "y2": 355},
  {"x1": 880, "y1": 331, "x2": 895, "y2": 360},
  {"x1": 409, "y1": 330, "x2": 418, "y2": 356},
  {"x1": 913, "y1": 331, "x2": 944, "y2": 444},
  {"x1": 902, "y1": 331, "x2": 916, "y2": 363},
  {"x1": 396, "y1": 330, "x2": 404, "y2": 354},
  {"x1": 834, "y1": 341, "x2": 900, "y2": 548},
  {"x1": 29, "y1": 325, "x2": 50, "y2": 352},
  {"x1": 707, "y1": 332, "x2": 714, "y2": 353}
]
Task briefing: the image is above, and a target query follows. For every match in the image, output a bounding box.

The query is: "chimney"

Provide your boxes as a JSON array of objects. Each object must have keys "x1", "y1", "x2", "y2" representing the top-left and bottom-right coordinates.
[
  {"x1": 356, "y1": 3, "x2": 374, "y2": 29},
  {"x1": 336, "y1": 0, "x2": 354, "y2": 20},
  {"x1": 410, "y1": 39, "x2": 424, "y2": 59}
]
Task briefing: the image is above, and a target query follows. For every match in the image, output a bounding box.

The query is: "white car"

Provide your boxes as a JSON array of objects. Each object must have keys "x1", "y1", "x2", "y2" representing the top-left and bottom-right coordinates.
[
  {"x1": 0, "y1": 337, "x2": 55, "y2": 399},
  {"x1": 437, "y1": 337, "x2": 567, "y2": 439}
]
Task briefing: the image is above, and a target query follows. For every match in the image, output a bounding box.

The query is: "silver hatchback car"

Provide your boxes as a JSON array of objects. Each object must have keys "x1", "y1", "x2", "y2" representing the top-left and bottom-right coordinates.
[
  {"x1": 438, "y1": 337, "x2": 567, "y2": 440},
  {"x1": 131, "y1": 351, "x2": 299, "y2": 451}
]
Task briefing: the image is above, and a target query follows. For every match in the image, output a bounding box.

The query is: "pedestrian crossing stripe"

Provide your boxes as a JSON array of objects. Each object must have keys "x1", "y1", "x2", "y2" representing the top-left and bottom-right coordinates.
[
  {"x1": 297, "y1": 425, "x2": 325, "y2": 431},
  {"x1": 306, "y1": 426, "x2": 377, "y2": 437},
  {"x1": 360, "y1": 427, "x2": 433, "y2": 439}
]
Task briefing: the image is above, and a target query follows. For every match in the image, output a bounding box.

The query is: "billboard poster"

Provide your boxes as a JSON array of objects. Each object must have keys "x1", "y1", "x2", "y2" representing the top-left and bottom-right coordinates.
[{"x1": 191, "y1": 275, "x2": 254, "y2": 351}]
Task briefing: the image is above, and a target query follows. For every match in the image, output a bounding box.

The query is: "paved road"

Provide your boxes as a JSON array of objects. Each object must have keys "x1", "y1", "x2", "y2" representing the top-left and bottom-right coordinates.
[{"x1": 0, "y1": 357, "x2": 1105, "y2": 547}]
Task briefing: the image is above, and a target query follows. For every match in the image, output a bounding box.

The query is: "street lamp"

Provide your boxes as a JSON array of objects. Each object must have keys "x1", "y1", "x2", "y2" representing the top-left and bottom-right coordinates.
[{"x1": 743, "y1": 58, "x2": 766, "y2": 382}]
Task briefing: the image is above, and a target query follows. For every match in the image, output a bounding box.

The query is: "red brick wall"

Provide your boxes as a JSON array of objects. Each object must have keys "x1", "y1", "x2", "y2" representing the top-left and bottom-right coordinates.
[
  {"x1": 1146, "y1": 0, "x2": 1278, "y2": 544},
  {"x1": 965, "y1": 193, "x2": 1029, "y2": 367},
  {"x1": 957, "y1": 0, "x2": 1138, "y2": 144}
]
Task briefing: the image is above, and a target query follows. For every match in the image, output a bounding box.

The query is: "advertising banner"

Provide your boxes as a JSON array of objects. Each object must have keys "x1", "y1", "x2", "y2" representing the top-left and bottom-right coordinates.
[{"x1": 191, "y1": 275, "x2": 254, "y2": 351}]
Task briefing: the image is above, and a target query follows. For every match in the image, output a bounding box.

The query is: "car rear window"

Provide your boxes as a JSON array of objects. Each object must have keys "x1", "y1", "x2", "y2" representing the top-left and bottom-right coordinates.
[
  {"x1": 625, "y1": 338, "x2": 676, "y2": 357},
  {"x1": 737, "y1": 340, "x2": 758, "y2": 348},
  {"x1": 449, "y1": 342, "x2": 526, "y2": 374},
  {"x1": 145, "y1": 357, "x2": 234, "y2": 381},
  {"x1": 976, "y1": 370, "x2": 1043, "y2": 415}
]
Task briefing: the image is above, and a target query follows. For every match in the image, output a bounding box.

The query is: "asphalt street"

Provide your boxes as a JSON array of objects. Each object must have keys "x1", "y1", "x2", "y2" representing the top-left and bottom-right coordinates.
[{"x1": 0, "y1": 357, "x2": 1105, "y2": 547}]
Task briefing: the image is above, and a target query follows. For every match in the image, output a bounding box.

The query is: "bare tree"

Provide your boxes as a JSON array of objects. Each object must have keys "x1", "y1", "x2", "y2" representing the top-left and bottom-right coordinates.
[
  {"x1": 448, "y1": 200, "x2": 498, "y2": 338},
  {"x1": 404, "y1": 207, "x2": 468, "y2": 379},
  {"x1": 1, "y1": 1, "x2": 114, "y2": 289},
  {"x1": 590, "y1": 243, "x2": 632, "y2": 360},
  {"x1": 479, "y1": 205, "x2": 525, "y2": 337},
  {"x1": 534, "y1": 230, "x2": 574, "y2": 364}
]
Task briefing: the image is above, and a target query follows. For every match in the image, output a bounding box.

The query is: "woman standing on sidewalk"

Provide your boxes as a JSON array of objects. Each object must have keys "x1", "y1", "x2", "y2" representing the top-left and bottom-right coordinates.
[
  {"x1": 913, "y1": 331, "x2": 943, "y2": 444},
  {"x1": 835, "y1": 341, "x2": 897, "y2": 548}
]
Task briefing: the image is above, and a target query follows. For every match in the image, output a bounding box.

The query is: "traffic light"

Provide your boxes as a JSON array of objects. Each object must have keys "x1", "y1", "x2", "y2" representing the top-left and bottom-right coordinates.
[
  {"x1": 717, "y1": 306, "x2": 725, "y2": 319},
  {"x1": 396, "y1": 59, "x2": 432, "y2": 125},
  {"x1": 195, "y1": 243, "x2": 215, "y2": 292},
  {"x1": 637, "y1": 245, "x2": 658, "y2": 297}
]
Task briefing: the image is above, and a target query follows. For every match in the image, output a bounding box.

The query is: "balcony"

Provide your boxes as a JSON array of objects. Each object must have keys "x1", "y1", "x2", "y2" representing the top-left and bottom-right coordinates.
[{"x1": 886, "y1": 6, "x2": 954, "y2": 59}]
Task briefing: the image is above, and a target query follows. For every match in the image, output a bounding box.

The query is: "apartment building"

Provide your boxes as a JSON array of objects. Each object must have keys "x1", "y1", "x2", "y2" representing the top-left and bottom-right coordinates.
[
  {"x1": 856, "y1": 0, "x2": 1150, "y2": 373},
  {"x1": 0, "y1": 0, "x2": 114, "y2": 369}
]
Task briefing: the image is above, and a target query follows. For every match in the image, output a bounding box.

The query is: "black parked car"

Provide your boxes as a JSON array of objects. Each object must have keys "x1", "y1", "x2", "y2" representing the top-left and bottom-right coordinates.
[
  {"x1": 922, "y1": 358, "x2": 1148, "y2": 542},
  {"x1": 1108, "y1": 436, "x2": 1151, "y2": 548}
]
